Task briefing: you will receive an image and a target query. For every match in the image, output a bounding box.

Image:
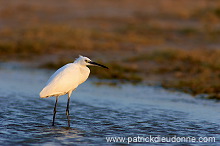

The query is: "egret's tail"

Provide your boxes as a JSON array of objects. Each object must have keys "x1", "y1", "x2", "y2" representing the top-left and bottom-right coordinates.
[
  {"x1": 39, "y1": 88, "x2": 49, "y2": 98},
  {"x1": 40, "y1": 88, "x2": 63, "y2": 98}
]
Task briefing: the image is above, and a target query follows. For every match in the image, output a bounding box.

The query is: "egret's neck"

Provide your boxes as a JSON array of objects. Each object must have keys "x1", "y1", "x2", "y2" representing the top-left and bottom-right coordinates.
[
  {"x1": 78, "y1": 65, "x2": 90, "y2": 84},
  {"x1": 80, "y1": 65, "x2": 90, "y2": 71}
]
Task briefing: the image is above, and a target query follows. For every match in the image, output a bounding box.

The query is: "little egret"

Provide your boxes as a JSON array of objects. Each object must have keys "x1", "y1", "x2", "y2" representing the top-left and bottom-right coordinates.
[{"x1": 40, "y1": 55, "x2": 108, "y2": 127}]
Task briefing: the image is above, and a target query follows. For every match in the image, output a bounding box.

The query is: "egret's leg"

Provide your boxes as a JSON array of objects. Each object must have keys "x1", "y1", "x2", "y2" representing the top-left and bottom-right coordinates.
[
  {"x1": 66, "y1": 95, "x2": 71, "y2": 127},
  {"x1": 52, "y1": 96, "x2": 59, "y2": 126}
]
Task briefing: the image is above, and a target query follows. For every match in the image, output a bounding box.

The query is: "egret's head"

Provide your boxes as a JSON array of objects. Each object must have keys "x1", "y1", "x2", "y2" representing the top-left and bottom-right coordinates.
[{"x1": 75, "y1": 55, "x2": 108, "y2": 69}]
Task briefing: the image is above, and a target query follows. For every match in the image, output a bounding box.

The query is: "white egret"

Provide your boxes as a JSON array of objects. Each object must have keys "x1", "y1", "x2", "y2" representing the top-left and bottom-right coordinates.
[{"x1": 40, "y1": 55, "x2": 108, "y2": 127}]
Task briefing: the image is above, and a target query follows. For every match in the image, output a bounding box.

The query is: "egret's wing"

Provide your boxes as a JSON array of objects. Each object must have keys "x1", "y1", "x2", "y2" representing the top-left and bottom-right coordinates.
[{"x1": 40, "y1": 63, "x2": 80, "y2": 98}]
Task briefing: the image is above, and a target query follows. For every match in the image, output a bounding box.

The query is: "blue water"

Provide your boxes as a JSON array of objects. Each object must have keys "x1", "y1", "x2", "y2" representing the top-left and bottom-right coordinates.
[{"x1": 0, "y1": 63, "x2": 219, "y2": 145}]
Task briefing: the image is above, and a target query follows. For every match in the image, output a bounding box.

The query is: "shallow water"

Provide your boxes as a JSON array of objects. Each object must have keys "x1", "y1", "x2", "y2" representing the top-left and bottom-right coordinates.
[{"x1": 0, "y1": 63, "x2": 219, "y2": 145}]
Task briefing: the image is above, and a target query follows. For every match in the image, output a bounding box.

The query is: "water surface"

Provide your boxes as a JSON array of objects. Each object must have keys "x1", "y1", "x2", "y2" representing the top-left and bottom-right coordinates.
[{"x1": 0, "y1": 63, "x2": 219, "y2": 145}]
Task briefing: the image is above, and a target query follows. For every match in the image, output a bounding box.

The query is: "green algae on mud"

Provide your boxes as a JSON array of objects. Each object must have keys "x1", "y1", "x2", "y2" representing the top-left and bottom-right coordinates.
[
  {"x1": 126, "y1": 48, "x2": 220, "y2": 100},
  {"x1": 39, "y1": 48, "x2": 220, "y2": 100}
]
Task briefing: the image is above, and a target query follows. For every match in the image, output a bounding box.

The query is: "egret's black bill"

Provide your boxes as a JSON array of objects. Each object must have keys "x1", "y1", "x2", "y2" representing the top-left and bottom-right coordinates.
[{"x1": 89, "y1": 61, "x2": 109, "y2": 69}]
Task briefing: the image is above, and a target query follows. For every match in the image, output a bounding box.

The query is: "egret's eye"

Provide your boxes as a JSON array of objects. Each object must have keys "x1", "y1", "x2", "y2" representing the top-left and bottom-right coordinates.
[{"x1": 85, "y1": 60, "x2": 88, "y2": 63}]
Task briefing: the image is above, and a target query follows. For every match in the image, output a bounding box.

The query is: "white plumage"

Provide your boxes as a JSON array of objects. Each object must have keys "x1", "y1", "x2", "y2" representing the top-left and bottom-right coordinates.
[
  {"x1": 40, "y1": 62, "x2": 90, "y2": 98},
  {"x1": 39, "y1": 55, "x2": 108, "y2": 127}
]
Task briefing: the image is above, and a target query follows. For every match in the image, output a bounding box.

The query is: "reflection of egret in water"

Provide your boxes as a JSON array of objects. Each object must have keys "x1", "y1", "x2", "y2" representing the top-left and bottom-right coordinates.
[{"x1": 39, "y1": 127, "x2": 85, "y2": 144}]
